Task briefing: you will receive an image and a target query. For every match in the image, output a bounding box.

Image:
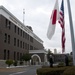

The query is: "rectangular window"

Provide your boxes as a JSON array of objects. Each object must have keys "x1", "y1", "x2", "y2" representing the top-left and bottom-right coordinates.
[
  {"x1": 20, "y1": 30, "x2": 22, "y2": 36},
  {"x1": 14, "y1": 38, "x2": 16, "y2": 46},
  {"x1": 5, "y1": 19, "x2": 8, "y2": 28},
  {"x1": 5, "y1": 19, "x2": 11, "y2": 29},
  {"x1": 20, "y1": 41, "x2": 22, "y2": 48},
  {"x1": 18, "y1": 27, "x2": 19, "y2": 35},
  {"x1": 14, "y1": 51, "x2": 16, "y2": 60},
  {"x1": 9, "y1": 21, "x2": 11, "y2": 29},
  {"x1": 27, "y1": 44, "x2": 29, "y2": 50},
  {"x1": 23, "y1": 31, "x2": 24, "y2": 38},
  {"x1": 30, "y1": 45, "x2": 33, "y2": 50},
  {"x1": 30, "y1": 36, "x2": 33, "y2": 43},
  {"x1": 25, "y1": 43, "x2": 27, "y2": 49},
  {"x1": 20, "y1": 53, "x2": 22, "y2": 60},
  {"x1": 4, "y1": 49, "x2": 6, "y2": 60},
  {"x1": 23, "y1": 42, "x2": 24, "y2": 49},
  {"x1": 14, "y1": 25, "x2": 16, "y2": 33},
  {"x1": 7, "y1": 50, "x2": 10, "y2": 60},
  {"x1": 27, "y1": 34, "x2": 29, "y2": 40},
  {"x1": 17, "y1": 39, "x2": 19, "y2": 47},
  {"x1": 25, "y1": 33, "x2": 27, "y2": 39},
  {"x1": 4, "y1": 33, "x2": 7, "y2": 43},
  {"x1": 8, "y1": 35, "x2": 10, "y2": 44},
  {"x1": 17, "y1": 52, "x2": 19, "y2": 60}
]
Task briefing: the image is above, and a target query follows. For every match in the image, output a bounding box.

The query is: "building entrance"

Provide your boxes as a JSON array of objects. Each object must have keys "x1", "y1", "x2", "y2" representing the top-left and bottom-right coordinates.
[{"x1": 31, "y1": 54, "x2": 41, "y2": 65}]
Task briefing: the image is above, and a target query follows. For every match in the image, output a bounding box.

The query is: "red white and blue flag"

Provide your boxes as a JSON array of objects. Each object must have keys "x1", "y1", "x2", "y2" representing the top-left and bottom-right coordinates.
[
  {"x1": 47, "y1": 0, "x2": 59, "y2": 39},
  {"x1": 58, "y1": 0, "x2": 66, "y2": 53}
]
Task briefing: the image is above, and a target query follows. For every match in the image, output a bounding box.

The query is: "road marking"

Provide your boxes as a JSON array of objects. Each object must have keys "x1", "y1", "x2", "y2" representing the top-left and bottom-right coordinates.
[{"x1": 9, "y1": 71, "x2": 26, "y2": 75}]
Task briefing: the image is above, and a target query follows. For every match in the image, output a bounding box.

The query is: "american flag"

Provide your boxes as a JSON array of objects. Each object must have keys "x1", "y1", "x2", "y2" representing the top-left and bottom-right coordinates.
[{"x1": 58, "y1": 0, "x2": 66, "y2": 53}]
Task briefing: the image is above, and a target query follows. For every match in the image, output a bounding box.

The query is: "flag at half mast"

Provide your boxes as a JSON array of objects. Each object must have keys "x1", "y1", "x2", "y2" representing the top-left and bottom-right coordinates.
[
  {"x1": 47, "y1": 0, "x2": 59, "y2": 40},
  {"x1": 58, "y1": 0, "x2": 66, "y2": 53}
]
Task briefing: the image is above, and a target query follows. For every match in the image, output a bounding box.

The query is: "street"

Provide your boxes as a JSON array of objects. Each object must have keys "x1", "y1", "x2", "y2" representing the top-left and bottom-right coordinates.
[{"x1": 0, "y1": 65, "x2": 41, "y2": 75}]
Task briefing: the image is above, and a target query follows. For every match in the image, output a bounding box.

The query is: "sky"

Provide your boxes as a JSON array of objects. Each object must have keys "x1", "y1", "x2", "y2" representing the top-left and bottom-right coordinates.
[{"x1": 0, "y1": 0, "x2": 75, "y2": 53}]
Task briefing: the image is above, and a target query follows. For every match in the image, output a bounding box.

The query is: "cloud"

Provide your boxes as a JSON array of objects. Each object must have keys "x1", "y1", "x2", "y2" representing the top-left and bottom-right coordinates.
[{"x1": 0, "y1": 0, "x2": 75, "y2": 53}]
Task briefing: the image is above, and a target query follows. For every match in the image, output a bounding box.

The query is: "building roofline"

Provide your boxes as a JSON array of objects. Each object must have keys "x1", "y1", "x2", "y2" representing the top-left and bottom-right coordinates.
[{"x1": 0, "y1": 6, "x2": 43, "y2": 44}]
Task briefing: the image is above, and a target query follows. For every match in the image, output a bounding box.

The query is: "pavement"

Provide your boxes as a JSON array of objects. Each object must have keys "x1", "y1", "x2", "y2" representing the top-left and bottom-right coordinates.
[
  {"x1": 0, "y1": 65, "x2": 28, "y2": 72},
  {"x1": 0, "y1": 65, "x2": 41, "y2": 75}
]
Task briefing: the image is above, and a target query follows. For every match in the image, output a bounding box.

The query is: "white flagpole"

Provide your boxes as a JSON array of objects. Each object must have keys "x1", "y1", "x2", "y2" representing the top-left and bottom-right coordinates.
[
  {"x1": 67, "y1": 0, "x2": 75, "y2": 66},
  {"x1": 23, "y1": 9, "x2": 25, "y2": 25}
]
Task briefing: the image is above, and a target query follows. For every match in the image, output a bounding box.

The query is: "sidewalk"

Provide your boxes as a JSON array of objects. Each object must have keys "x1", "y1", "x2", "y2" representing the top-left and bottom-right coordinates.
[{"x1": 0, "y1": 65, "x2": 28, "y2": 72}]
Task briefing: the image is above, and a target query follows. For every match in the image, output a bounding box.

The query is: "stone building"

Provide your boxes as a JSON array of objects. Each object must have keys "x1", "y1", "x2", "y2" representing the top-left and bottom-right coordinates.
[{"x1": 0, "y1": 6, "x2": 47, "y2": 67}]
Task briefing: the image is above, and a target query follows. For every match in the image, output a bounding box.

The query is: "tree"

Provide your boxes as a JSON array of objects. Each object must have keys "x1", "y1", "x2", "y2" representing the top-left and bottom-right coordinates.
[
  {"x1": 47, "y1": 49, "x2": 53, "y2": 61},
  {"x1": 21, "y1": 53, "x2": 31, "y2": 62},
  {"x1": 13, "y1": 60, "x2": 18, "y2": 66},
  {"x1": 5, "y1": 60, "x2": 13, "y2": 67}
]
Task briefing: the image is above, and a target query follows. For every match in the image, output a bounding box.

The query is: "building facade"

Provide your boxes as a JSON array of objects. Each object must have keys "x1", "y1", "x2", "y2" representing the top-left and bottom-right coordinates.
[
  {"x1": 0, "y1": 6, "x2": 45, "y2": 63},
  {"x1": 53, "y1": 54, "x2": 66, "y2": 63},
  {"x1": 29, "y1": 50, "x2": 47, "y2": 65}
]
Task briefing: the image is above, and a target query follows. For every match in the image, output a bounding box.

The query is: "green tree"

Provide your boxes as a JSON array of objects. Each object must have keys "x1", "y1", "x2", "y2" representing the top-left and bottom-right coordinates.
[
  {"x1": 21, "y1": 53, "x2": 31, "y2": 62},
  {"x1": 47, "y1": 49, "x2": 53, "y2": 61},
  {"x1": 5, "y1": 60, "x2": 13, "y2": 67},
  {"x1": 13, "y1": 60, "x2": 18, "y2": 66}
]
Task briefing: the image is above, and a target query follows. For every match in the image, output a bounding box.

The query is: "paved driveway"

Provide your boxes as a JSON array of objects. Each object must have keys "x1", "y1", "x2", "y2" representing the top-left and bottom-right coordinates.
[{"x1": 0, "y1": 65, "x2": 41, "y2": 75}]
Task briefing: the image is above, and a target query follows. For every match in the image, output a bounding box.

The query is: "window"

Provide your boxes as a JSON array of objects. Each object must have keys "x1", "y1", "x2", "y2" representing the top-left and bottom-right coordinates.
[
  {"x1": 34, "y1": 47, "x2": 37, "y2": 50},
  {"x1": 27, "y1": 44, "x2": 29, "y2": 50},
  {"x1": 30, "y1": 36, "x2": 33, "y2": 42},
  {"x1": 4, "y1": 49, "x2": 6, "y2": 60},
  {"x1": 20, "y1": 30, "x2": 22, "y2": 36},
  {"x1": 18, "y1": 27, "x2": 19, "y2": 35},
  {"x1": 14, "y1": 38, "x2": 16, "y2": 46},
  {"x1": 17, "y1": 52, "x2": 19, "y2": 60},
  {"x1": 20, "y1": 30, "x2": 21, "y2": 36},
  {"x1": 23, "y1": 42, "x2": 24, "y2": 49},
  {"x1": 9, "y1": 21, "x2": 11, "y2": 29},
  {"x1": 5, "y1": 19, "x2": 11, "y2": 29},
  {"x1": 8, "y1": 35, "x2": 10, "y2": 44},
  {"x1": 5, "y1": 19, "x2": 8, "y2": 28},
  {"x1": 4, "y1": 33, "x2": 7, "y2": 43},
  {"x1": 20, "y1": 41, "x2": 22, "y2": 48},
  {"x1": 23, "y1": 31, "x2": 24, "y2": 38},
  {"x1": 25, "y1": 33, "x2": 27, "y2": 39},
  {"x1": 14, "y1": 51, "x2": 16, "y2": 60},
  {"x1": 4, "y1": 34, "x2": 11, "y2": 44},
  {"x1": 17, "y1": 39, "x2": 19, "y2": 47},
  {"x1": 14, "y1": 25, "x2": 16, "y2": 33},
  {"x1": 7, "y1": 50, "x2": 10, "y2": 60},
  {"x1": 20, "y1": 53, "x2": 22, "y2": 60},
  {"x1": 27, "y1": 34, "x2": 29, "y2": 40},
  {"x1": 30, "y1": 45, "x2": 33, "y2": 50},
  {"x1": 25, "y1": 43, "x2": 27, "y2": 49}
]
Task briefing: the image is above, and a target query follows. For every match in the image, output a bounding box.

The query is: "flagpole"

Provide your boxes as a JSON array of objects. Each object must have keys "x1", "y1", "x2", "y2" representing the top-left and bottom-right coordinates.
[
  {"x1": 23, "y1": 9, "x2": 25, "y2": 25},
  {"x1": 67, "y1": 0, "x2": 75, "y2": 66}
]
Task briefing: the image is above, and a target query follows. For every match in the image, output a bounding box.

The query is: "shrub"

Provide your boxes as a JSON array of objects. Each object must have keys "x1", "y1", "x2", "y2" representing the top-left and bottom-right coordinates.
[
  {"x1": 19, "y1": 61, "x2": 23, "y2": 65},
  {"x1": 69, "y1": 62, "x2": 73, "y2": 66},
  {"x1": 62, "y1": 66, "x2": 75, "y2": 75},
  {"x1": 37, "y1": 67, "x2": 66, "y2": 75},
  {"x1": 5, "y1": 60, "x2": 13, "y2": 67},
  {"x1": 57, "y1": 62, "x2": 65, "y2": 67},
  {"x1": 37, "y1": 66, "x2": 75, "y2": 75},
  {"x1": 13, "y1": 60, "x2": 18, "y2": 66}
]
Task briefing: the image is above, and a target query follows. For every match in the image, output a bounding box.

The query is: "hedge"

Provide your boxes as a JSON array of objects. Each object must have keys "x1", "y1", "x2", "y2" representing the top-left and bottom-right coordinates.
[
  {"x1": 62, "y1": 66, "x2": 75, "y2": 75},
  {"x1": 37, "y1": 66, "x2": 75, "y2": 75},
  {"x1": 37, "y1": 67, "x2": 66, "y2": 75}
]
